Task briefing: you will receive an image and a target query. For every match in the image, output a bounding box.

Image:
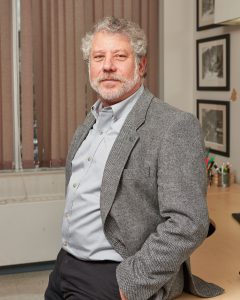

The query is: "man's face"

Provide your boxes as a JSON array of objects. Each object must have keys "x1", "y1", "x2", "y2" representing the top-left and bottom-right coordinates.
[{"x1": 89, "y1": 31, "x2": 146, "y2": 106}]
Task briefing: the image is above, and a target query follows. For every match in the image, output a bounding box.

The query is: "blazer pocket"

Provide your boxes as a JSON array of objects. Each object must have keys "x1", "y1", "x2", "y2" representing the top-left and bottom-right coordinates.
[{"x1": 122, "y1": 167, "x2": 151, "y2": 179}]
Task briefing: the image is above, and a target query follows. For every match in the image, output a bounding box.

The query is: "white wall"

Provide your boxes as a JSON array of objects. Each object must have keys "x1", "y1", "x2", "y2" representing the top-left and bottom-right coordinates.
[
  {"x1": 161, "y1": 0, "x2": 240, "y2": 183},
  {"x1": 161, "y1": 0, "x2": 194, "y2": 113},
  {"x1": 0, "y1": 170, "x2": 65, "y2": 266},
  {"x1": 195, "y1": 9, "x2": 240, "y2": 183}
]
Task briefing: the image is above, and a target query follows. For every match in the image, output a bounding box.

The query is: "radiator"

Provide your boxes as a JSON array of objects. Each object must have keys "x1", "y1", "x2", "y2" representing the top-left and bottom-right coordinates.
[{"x1": 0, "y1": 170, "x2": 65, "y2": 266}]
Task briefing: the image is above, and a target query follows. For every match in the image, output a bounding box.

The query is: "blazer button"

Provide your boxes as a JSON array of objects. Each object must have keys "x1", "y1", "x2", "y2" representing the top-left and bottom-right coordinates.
[{"x1": 129, "y1": 136, "x2": 134, "y2": 142}]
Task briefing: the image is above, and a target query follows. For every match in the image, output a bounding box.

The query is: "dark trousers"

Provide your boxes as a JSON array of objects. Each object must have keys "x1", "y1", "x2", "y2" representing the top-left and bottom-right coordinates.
[{"x1": 45, "y1": 249, "x2": 121, "y2": 300}]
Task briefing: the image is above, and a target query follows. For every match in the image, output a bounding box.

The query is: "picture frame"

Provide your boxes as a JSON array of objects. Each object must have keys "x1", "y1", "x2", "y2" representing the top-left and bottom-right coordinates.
[
  {"x1": 196, "y1": 34, "x2": 230, "y2": 91},
  {"x1": 197, "y1": 99, "x2": 230, "y2": 157},
  {"x1": 197, "y1": 0, "x2": 221, "y2": 31}
]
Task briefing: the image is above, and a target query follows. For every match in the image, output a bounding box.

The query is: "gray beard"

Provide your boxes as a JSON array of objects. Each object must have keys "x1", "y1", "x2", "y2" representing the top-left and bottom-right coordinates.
[
  {"x1": 89, "y1": 60, "x2": 140, "y2": 102},
  {"x1": 90, "y1": 74, "x2": 140, "y2": 101}
]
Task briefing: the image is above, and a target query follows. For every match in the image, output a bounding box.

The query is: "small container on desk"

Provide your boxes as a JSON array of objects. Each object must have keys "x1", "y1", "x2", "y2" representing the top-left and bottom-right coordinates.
[
  {"x1": 213, "y1": 172, "x2": 235, "y2": 187},
  {"x1": 217, "y1": 173, "x2": 230, "y2": 188}
]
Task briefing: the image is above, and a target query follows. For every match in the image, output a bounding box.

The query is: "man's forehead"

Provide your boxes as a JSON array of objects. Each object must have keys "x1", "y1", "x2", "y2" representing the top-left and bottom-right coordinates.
[
  {"x1": 91, "y1": 34, "x2": 133, "y2": 56},
  {"x1": 92, "y1": 31, "x2": 131, "y2": 47}
]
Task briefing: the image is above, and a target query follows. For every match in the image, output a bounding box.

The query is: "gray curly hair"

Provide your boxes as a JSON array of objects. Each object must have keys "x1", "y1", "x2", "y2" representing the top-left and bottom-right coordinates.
[{"x1": 81, "y1": 16, "x2": 147, "y2": 62}]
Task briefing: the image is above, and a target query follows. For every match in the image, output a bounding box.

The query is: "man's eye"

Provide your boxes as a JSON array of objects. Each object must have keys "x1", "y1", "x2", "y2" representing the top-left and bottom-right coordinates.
[
  {"x1": 115, "y1": 54, "x2": 127, "y2": 60},
  {"x1": 94, "y1": 55, "x2": 104, "y2": 61}
]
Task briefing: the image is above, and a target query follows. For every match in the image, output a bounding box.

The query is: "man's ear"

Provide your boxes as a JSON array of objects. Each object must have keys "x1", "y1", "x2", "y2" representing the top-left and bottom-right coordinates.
[{"x1": 138, "y1": 56, "x2": 147, "y2": 77}]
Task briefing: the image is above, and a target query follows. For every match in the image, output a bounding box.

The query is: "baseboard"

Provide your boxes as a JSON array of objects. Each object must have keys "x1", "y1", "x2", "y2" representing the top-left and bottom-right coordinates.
[{"x1": 0, "y1": 260, "x2": 55, "y2": 275}]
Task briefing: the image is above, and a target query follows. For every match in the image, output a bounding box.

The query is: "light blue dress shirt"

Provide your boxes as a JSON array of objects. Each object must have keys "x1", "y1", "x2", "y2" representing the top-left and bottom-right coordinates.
[{"x1": 62, "y1": 85, "x2": 144, "y2": 261}]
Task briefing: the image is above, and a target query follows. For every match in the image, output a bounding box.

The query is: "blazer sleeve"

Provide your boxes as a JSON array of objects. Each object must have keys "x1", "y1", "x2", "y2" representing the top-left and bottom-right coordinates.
[{"x1": 116, "y1": 113, "x2": 209, "y2": 300}]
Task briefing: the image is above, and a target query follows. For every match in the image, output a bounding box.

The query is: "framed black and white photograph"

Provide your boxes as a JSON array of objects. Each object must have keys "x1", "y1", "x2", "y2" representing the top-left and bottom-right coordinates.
[
  {"x1": 197, "y1": 100, "x2": 230, "y2": 157},
  {"x1": 197, "y1": 0, "x2": 221, "y2": 31},
  {"x1": 196, "y1": 34, "x2": 230, "y2": 91}
]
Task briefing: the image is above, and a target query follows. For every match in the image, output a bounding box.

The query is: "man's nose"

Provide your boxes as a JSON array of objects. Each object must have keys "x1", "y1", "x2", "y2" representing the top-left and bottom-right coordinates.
[{"x1": 102, "y1": 55, "x2": 117, "y2": 72}]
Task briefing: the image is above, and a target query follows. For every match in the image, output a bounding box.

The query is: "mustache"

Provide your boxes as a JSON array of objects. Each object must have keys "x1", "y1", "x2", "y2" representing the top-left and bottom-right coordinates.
[{"x1": 96, "y1": 75, "x2": 127, "y2": 83}]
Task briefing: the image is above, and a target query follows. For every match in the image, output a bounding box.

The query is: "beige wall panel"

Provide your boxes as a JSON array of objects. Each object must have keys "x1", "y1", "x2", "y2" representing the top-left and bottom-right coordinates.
[
  {"x1": 132, "y1": 0, "x2": 141, "y2": 24},
  {"x1": 94, "y1": 0, "x2": 104, "y2": 22},
  {"x1": 50, "y1": 0, "x2": 61, "y2": 167},
  {"x1": 65, "y1": 0, "x2": 77, "y2": 144},
  {"x1": 21, "y1": 0, "x2": 34, "y2": 168},
  {"x1": 41, "y1": 0, "x2": 52, "y2": 165},
  {"x1": 147, "y1": 0, "x2": 159, "y2": 96},
  {"x1": 0, "y1": 0, "x2": 13, "y2": 169},
  {"x1": 103, "y1": 0, "x2": 113, "y2": 16},
  {"x1": 57, "y1": 0, "x2": 68, "y2": 160},
  {"x1": 123, "y1": 0, "x2": 132, "y2": 19},
  {"x1": 113, "y1": 0, "x2": 123, "y2": 18},
  {"x1": 32, "y1": 0, "x2": 44, "y2": 164},
  {"x1": 74, "y1": 0, "x2": 87, "y2": 128}
]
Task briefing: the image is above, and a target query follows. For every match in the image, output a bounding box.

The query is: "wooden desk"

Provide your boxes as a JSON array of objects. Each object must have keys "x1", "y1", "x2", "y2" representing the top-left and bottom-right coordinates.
[{"x1": 179, "y1": 184, "x2": 240, "y2": 299}]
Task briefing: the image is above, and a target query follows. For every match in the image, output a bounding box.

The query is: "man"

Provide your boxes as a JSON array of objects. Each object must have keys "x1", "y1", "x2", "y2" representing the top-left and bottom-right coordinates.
[{"x1": 45, "y1": 17, "x2": 223, "y2": 300}]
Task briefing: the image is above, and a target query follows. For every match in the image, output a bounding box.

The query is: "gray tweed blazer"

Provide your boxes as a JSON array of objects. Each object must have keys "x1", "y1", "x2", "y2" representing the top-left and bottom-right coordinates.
[{"x1": 65, "y1": 88, "x2": 224, "y2": 300}]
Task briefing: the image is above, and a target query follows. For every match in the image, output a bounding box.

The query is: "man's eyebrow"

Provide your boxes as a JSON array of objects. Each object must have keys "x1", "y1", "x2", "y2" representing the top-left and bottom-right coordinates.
[
  {"x1": 112, "y1": 49, "x2": 128, "y2": 54},
  {"x1": 92, "y1": 49, "x2": 128, "y2": 54}
]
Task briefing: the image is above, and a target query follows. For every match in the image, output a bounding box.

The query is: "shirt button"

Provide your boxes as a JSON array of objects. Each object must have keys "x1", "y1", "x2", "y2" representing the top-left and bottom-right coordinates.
[
  {"x1": 63, "y1": 241, "x2": 68, "y2": 247},
  {"x1": 73, "y1": 183, "x2": 77, "y2": 188},
  {"x1": 87, "y1": 157, "x2": 92, "y2": 162},
  {"x1": 65, "y1": 212, "x2": 70, "y2": 218}
]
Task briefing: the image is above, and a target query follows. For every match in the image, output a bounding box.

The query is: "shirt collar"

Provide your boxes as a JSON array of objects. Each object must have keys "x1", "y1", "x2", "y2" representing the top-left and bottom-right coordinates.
[{"x1": 91, "y1": 85, "x2": 144, "y2": 120}]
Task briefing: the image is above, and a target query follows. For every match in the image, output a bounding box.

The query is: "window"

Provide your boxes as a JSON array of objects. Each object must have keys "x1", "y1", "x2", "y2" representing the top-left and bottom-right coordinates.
[{"x1": 0, "y1": 0, "x2": 159, "y2": 171}]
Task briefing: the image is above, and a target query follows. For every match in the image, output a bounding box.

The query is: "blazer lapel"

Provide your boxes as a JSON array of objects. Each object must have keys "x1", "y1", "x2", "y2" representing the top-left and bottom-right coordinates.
[
  {"x1": 68, "y1": 112, "x2": 95, "y2": 162},
  {"x1": 66, "y1": 112, "x2": 95, "y2": 186},
  {"x1": 100, "y1": 88, "x2": 154, "y2": 224}
]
